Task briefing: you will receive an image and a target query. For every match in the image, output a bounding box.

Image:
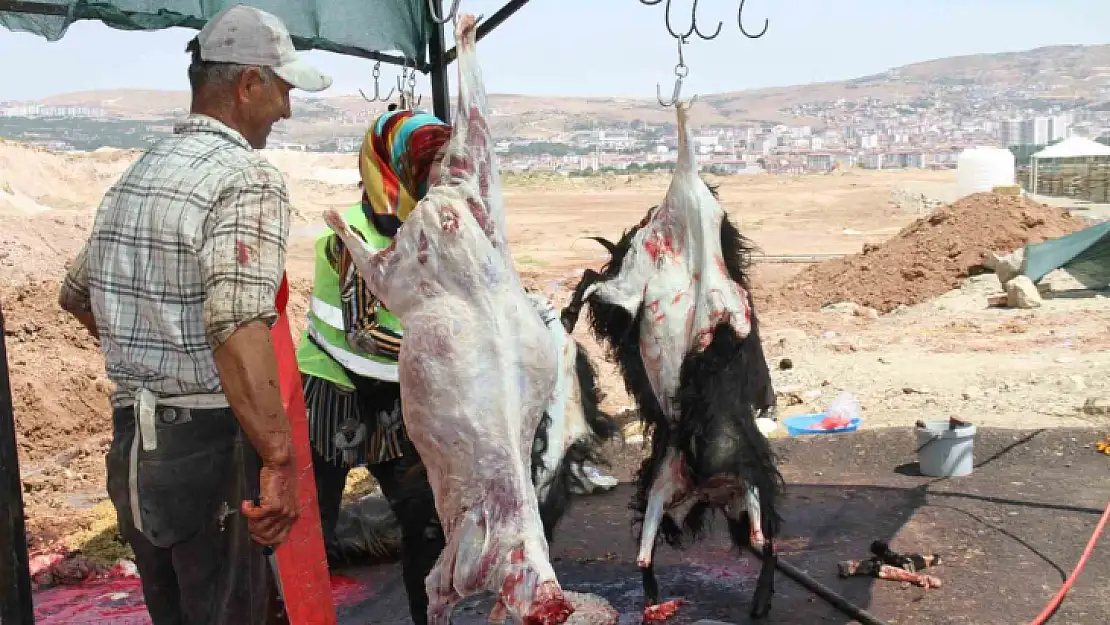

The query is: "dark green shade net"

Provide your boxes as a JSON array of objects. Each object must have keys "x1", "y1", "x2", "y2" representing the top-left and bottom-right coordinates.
[{"x1": 0, "y1": 0, "x2": 430, "y2": 63}]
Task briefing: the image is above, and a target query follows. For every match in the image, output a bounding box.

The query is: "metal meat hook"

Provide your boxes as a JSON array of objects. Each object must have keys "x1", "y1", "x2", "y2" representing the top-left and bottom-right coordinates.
[
  {"x1": 691, "y1": 0, "x2": 723, "y2": 40},
  {"x1": 640, "y1": 0, "x2": 722, "y2": 41},
  {"x1": 359, "y1": 61, "x2": 396, "y2": 103},
  {"x1": 396, "y1": 62, "x2": 424, "y2": 109},
  {"x1": 641, "y1": 0, "x2": 765, "y2": 40},
  {"x1": 657, "y1": 37, "x2": 691, "y2": 107},
  {"x1": 738, "y1": 0, "x2": 769, "y2": 39},
  {"x1": 408, "y1": 66, "x2": 423, "y2": 107},
  {"x1": 428, "y1": 0, "x2": 461, "y2": 24}
]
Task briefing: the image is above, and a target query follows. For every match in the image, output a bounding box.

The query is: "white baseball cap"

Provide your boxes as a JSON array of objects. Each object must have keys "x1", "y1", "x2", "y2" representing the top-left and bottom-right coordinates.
[{"x1": 196, "y1": 4, "x2": 332, "y2": 93}]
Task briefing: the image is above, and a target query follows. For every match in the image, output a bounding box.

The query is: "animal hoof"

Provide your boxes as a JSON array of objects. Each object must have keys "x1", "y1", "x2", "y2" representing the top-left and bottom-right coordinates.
[
  {"x1": 749, "y1": 572, "x2": 775, "y2": 619},
  {"x1": 749, "y1": 591, "x2": 772, "y2": 619},
  {"x1": 323, "y1": 210, "x2": 347, "y2": 235},
  {"x1": 456, "y1": 13, "x2": 478, "y2": 39}
]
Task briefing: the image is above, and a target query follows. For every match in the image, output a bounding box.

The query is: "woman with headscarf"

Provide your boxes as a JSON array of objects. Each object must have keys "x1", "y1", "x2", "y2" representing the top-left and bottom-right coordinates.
[{"x1": 295, "y1": 108, "x2": 451, "y2": 625}]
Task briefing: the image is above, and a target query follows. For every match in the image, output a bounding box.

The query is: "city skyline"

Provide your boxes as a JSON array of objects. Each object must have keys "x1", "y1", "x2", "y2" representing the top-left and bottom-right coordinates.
[{"x1": 1, "y1": 0, "x2": 1109, "y2": 100}]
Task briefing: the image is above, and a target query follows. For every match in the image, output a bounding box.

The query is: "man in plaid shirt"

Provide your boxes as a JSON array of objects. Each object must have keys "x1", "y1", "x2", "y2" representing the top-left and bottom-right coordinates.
[{"x1": 58, "y1": 5, "x2": 330, "y2": 623}]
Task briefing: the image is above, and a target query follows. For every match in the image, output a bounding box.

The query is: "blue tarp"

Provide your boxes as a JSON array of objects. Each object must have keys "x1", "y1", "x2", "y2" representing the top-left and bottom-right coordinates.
[
  {"x1": 1022, "y1": 220, "x2": 1110, "y2": 284},
  {"x1": 0, "y1": 0, "x2": 430, "y2": 63}
]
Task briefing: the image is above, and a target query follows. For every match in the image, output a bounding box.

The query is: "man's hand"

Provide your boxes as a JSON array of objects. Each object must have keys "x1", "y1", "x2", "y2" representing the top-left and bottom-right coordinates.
[
  {"x1": 58, "y1": 244, "x2": 99, "y2": 339},
  {"x1": 213, "y1": 320, "x2": 298, "y2": 547},
  {"x1": 241, "y1": 461, "x2": 299, "y2": 546}
]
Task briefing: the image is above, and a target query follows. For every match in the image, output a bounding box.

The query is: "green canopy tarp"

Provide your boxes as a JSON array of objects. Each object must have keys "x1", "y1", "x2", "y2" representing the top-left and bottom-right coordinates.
[
  {"x1": 0, "y1": 0, "x2": 430, "y2": 64},
  {"x1": 1022, "y1": 220, "x2": 1110, "y2": 286}
]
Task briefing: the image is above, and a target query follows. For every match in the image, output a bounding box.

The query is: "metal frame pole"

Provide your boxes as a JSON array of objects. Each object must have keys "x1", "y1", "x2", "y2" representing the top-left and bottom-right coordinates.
[
  {"x1": 427, "y1": 0, "x2": 452, "y2": 124},
  {"x1": 0, "y1": 302, "x2": 34, "y2": 625}
]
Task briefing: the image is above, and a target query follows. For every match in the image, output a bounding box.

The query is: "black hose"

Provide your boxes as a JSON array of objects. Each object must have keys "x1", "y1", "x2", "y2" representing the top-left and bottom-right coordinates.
[{"x1": 749, "y1": 546, "x2": 892, "y2": 625}]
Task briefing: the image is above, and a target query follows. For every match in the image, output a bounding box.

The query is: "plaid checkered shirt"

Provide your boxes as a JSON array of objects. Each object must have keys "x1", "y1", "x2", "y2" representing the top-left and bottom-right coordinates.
[{"x1": 59, "y1": 115, "x2": 291, "y2": 408}]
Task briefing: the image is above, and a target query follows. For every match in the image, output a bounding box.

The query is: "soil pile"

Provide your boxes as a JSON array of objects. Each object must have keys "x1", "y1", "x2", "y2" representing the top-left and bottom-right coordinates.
[
  {"x1": 2, "y1": 280, "x2": 114, "y2": 546},
  {"x1": 765, "y1": 193, "x2": 1088, "y2": 312},
  {"x1": 3, "y1": 276, "x2": 317, "y2": 547},
  {"x1": 2, "y1": 280, "x2": 112, "y2": 461}
]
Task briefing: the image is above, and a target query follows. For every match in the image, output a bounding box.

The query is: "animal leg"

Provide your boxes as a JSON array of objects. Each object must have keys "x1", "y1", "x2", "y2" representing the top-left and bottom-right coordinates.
[
  {"x1": 635, "y1": 450, "x2": 686, "y2": 569},
  {"x1": 489, "y1": 598, "x2": 509, "y2": 623},
  {"x1": 425, "y1": 557, "x2": 462, "y2": 625},
  {"x1": 322, "y1": 209, "x2": 393, "y2": 296},
  {"x1": 635, "y1": 450, "x2": 687, "y2": 609},
  {"x1": 746, "y1": 485, "x2": 765, "y2": 547},
  {"x1": 639, "y1": 541, "x2": 662, "y2": 607},
  {"x1": 726, "y1": 493, "x2": 775, "y2": 619},
  {"x1": 750, "y1": 539, "x2": 776, "y2": 619},
  {"x1": 560, "y1": 268, "x2": 603, "y2": 332}
]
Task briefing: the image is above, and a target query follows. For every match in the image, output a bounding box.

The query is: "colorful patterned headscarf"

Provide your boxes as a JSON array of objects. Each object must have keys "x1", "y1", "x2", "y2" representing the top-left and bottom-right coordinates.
[{"x1": 359, "y1": 109, "x2": 451, "y2": 237}]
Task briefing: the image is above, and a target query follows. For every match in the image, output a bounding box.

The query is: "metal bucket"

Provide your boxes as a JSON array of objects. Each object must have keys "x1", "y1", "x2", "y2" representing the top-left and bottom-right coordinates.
[{"x1": 915, "y1": 420, "x2": 976, "y2": 477}]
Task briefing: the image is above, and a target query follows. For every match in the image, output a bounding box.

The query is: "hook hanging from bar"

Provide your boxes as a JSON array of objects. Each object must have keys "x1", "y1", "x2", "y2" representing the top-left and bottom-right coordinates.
[
  {"x1": 640, "y1": 0, "x2": 765, "y2": 40},
  {"x1": 359, "y1": 61, "x2": 396, "y2": 103},
  {"x1": 738, "y1": 0, "x2": 769, "y2": 39},
  {"x1": 657, "y1": 37, "x2": 692, "y2": 108},
  {"x1": 663, "y1": 0, "x2": 694, "y2": 40},
  {"x1": 395, "y1": 60, "x2": 424, "y2": 109},
  {"x1": 691, "y1": 0, "x2": 723, "y2": 40},
  {"x1": 408, "y1": 67, "x2": 423, "y2": 108},
  {"x1": 428, "y1": 0, "x2": 461, "y2": 25}
]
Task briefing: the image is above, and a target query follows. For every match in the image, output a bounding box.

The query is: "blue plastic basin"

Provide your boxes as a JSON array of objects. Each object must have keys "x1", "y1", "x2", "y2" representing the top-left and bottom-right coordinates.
[{"x1": 784, "y1": 412, "x2": 862, "y2": 437}]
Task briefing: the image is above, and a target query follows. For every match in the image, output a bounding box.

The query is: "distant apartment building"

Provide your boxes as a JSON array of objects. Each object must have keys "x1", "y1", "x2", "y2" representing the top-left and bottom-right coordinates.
[
  {"x1": 805, "y1": 153, "x2": 834, "y2": 172},
  {"x1": 597, "y1": 130, "x2": 634, "y2": 150},
  {"x1": 1001, "y1": 115, "x2": 1071, "y2": 146},
  {"x1": 1001, "y1": 119, "x2": 1024, "y2": 146},
  {"x1": 834, "y1": 154, "x2": 858, "y2": 169},
  {"x1": 860, "y1": 153, "x2": 884, "y2": 169},
  {"x1": 694, "y1": 134, "x2": 719, "y2": 155},
  {"x1": 1051, "y1": 114, "x2": 1072, "y2": 141},
  {"x1": 0, "y1": 104, "x2": 105, "y2": 118},
  {"x1": 1031, "y1": 117, "x2": 1052, "y2": 144}
]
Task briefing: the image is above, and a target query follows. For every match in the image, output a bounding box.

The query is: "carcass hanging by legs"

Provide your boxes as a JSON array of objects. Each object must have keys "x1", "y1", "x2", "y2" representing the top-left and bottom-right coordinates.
[
  {"x1": 322, "y1": 14, "x2": 573, "y2": 625},
  {"x1": 525, "y1": 290, "x2": 617, "y2": 540},
  {"x1": 561, "y1": 100, "x2": 785, "y2": 620},
  {"x1": 321, "y1": 292, "x2": 614, "y2": 571}
]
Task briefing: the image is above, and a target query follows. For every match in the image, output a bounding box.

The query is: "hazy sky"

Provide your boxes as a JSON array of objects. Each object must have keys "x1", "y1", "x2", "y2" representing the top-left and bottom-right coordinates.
[{"x1": 1, "y1": 0, "x2": 1108, "y2": 101}]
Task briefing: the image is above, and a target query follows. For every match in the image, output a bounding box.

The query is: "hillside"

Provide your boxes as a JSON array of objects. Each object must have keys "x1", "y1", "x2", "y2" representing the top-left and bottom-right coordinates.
[{"x1": 6, "y1": 43, "x2": 1110, "y2": 143}]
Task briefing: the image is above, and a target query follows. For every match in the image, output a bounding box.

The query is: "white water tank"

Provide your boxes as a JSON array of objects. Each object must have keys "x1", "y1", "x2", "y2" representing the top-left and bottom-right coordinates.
[{"x1": 956, "y1": 147, "x2": 1015, "y2": 197}]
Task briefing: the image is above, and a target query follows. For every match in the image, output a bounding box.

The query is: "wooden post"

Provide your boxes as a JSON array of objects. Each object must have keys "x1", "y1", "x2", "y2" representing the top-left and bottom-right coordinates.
[{"x1": 0, "y1": 302, "x2": 34, "y2": 624}]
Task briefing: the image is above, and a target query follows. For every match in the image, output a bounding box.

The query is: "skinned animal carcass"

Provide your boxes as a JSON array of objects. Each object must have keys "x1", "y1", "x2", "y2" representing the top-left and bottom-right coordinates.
[
  {"x1": 526, "y1": 290, "x2": 617, "y2": 539},
  {"x1": 328, "y1": 292, "x2": 617, "y2": 568},
  {"x1": 322, "y1": 15, "x2": 573, "y2": 625},
  {"x1": 561, "y1": 100, "x2": 785, "y2": 619}
]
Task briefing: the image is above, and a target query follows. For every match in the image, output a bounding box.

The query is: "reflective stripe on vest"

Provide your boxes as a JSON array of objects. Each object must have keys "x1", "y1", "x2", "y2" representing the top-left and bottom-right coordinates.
[
  {"x1": 307, "y1": 324, "x2": 399, "y2": 383},
  {"x1": 311, "y1": 297, "x2": 345, "y2": 331}
]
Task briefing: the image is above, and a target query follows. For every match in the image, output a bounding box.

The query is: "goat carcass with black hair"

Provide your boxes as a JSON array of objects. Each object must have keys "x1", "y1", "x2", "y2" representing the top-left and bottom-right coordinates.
[
  {"x1": 322, "y1": 15, "x2": 573, "y2": 625},
  {"x1": 561, "y1": 101, "x2": 785, "y2": 619},
  {"x1": 526, "y1": 290, "x2": 618, "y2": 540}
]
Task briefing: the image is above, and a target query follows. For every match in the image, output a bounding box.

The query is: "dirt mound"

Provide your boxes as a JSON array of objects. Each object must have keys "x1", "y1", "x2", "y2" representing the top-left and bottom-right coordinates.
[
  {"x1": 3, "y1": 276, "x2": 317, "y2": 549},
  {"x1": 2, "y1": 280, "x2": 112, "y2": 547},
  {"x1": 2, "y1": 280, "x2": 113, "y2": 461},
  {"x1": 765, "y1": 193, "x2": 1088, "y2": 313}
]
